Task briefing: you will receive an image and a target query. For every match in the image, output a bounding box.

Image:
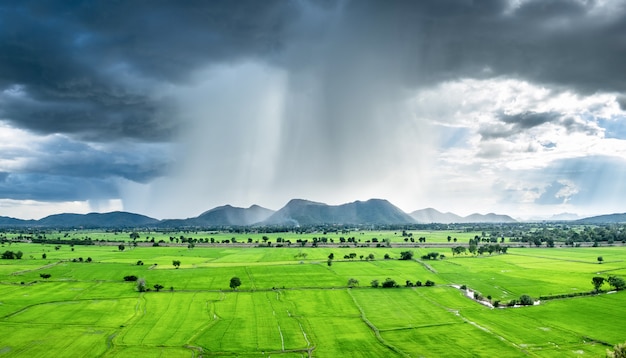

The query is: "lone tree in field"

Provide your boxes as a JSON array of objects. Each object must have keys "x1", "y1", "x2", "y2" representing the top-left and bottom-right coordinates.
[
  {"x1": 136, "y1": 278, "x2": 147, "y2": 292},
  {"x1": 40, "y1": 273, "x2": 51, "y2": 280},
  {"x1": 229, "y1": 277, "x2": 242, "y2": 290},
  {"x1": 154, "y1": 284, "x2": 164, "y2": 292},
  {"x1": 172, "y1": 260, "x2": 181, "y2": 269},
  {"x1": 347, "y1": 278, "x2": 359, "y2": 288},
  {"x1": 371, "y1": 279, "x2": 379, "y2": 288},
  {"x1": 399, "y1": 251, "x2": 414, "y2": 260},
  {"x1": 598, "y1": 256, "x2": 604, "y2": 264},
  {"x1": 118, "y1": 244, "x2": 125, "y2": 251},
  {"x1": 592, "y1": 276, "x2": 606, "y2": 293},
  {"x1": 42, "y1": 253, "x2": 47, "y2": 259}
]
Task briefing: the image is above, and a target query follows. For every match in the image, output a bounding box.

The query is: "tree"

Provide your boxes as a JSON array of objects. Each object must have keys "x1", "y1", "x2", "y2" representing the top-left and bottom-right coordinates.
[
  {"x1": 608, "y1": 276, "x2": 626, "y2": 291},
  {"x1": 607, "y1": 342, "x2": 626, "y2": 358},
  {"x1": 367, "y1": 253, "x2": 375, "y2": 261},
  {"x1": 592, "y1": 276, "x2": 606, "y2": 292},
  {"x1": 400, "y1": 251, "x2": 414, "y2": 260},
  {"x1": 153, "y1": 284, "x2": 164, "y2": 292},
  {"x1": 137, "y1": 260, "x2": 144, "y2": 266},
  {"x1": 382, "y1": 278, "x2": 398, "y2": 288},
  {"x1": 42, "y1": 253, "x2": 47, "y2": 259},
  {"x1": 519, "y1": 294, "x2": 534, "y2": 306},
  {"x1": 424, "y1": 280, "x2": 435, "y2": 287},
  {"x1": 598, "y1": 256, "x2": 604, "y2": 264},
  {"x1": 347, "y1": 278, "x2": 359, "y2": 287},
  {"x1": 130, "y1": 232, "x2": 140, "y2": 240},
  {"x1": 172, "y1": 260, "x2": 181, "y2": 269},
  {"x1": 40, "y1": 273, "x2": 51, "y2": 280},
  {"x1": 328, "y1": 253, "x2": 334, "y2": 260},
  {"x1": 327, "y1": 259, "x2": 332, "y2": 267},
  {"x1": 2, "y1": 251, "x2": 17, "y2": 259},
  {"x1": 230, "y1": 277, "x2": 242, "y2": 290},
  {"x1": 371, "y1": 279, "x2": 380, "y2": 288},
  {"x1": 124, "y1": 275, "x2": 138, "y2": 281},
  {"x1": 136, "y1": 278, "x2": 147, "y2": 292},
  {"x1": 384, "y1": 253, "x2": 391, "y2": 260},
  {"x1": 86, "y1": 257, "x2": 92, "y2": 263},
  {"x1": 118, "y1": 244, "x2": 125, "y2": 251}
]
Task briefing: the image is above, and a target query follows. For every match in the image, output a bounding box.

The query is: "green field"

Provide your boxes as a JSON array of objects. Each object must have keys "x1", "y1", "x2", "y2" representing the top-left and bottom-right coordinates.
[{"x1": 0, "y1": 236, "x2": 625, "y2": 357}]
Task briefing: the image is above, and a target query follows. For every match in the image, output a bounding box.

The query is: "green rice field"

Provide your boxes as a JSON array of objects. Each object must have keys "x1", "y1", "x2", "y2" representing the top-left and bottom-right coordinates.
[{"x1": 0, "y1": 235, "x2": 625, "y2": 357}]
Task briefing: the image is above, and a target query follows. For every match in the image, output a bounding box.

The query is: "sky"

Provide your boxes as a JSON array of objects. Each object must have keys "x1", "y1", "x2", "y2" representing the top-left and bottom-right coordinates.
[{"x1": 1, "y1": 0, "x2": 626, "y2": 220}]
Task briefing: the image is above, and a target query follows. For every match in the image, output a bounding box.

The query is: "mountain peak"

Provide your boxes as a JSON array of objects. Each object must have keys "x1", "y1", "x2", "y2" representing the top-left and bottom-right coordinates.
[{"x1": 262, "y1": 198, "x2": 415, "y2": 226}]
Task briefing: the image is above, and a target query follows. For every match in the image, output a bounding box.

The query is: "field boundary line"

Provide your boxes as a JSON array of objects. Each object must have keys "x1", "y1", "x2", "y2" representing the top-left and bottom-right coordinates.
[
  {"x1": 347, "y1": 289, "x2": 410, "y2": 358},
  {"x1": 508, "y1": 252, "x2": 624, "y2": 265},
  {"x1": 186, "y1": 295, "x2": 222, "y2": 349},
  {"x1": 414, "y1": 258, "x2": 437, "y2": 273},
  {"x1": 10, "y1": 260, "x2": 65, "y2": 275},
  {"x1": 415, "y1": 288, "x2": 529, "y2": 355},
  {"x1": 379, "y1": 322, "x2": 457, "y2": 332}
]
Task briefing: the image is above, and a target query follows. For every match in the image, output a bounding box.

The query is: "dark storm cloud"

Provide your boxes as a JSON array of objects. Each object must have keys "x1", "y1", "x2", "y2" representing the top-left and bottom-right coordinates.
[
  {"x1": 2, "y1": 0, "x2": 625, "y2": 141},
  {"x1": 0, "y1": 0, "x2": 293, "y2": 140},
  {"x1": 1, "y1": 0, "x2": 626, "y2": 211},
  {"x1": 18, "y1": 136, "x2": 170, "y2": 182}
]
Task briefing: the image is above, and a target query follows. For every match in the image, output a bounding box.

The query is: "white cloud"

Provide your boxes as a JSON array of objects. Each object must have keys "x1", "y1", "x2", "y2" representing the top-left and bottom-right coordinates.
[{"x1": 408, "y1": 77, "x2": 626, "y2": 216}]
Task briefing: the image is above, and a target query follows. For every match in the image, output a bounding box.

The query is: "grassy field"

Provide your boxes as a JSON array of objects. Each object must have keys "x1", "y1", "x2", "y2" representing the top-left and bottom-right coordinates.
[{"x1": 0, "y1": 236, "x2": 625, "y2": 357}]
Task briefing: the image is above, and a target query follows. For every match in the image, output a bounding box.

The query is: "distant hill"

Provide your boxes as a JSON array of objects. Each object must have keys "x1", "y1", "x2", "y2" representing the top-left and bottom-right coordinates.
[
  {"x1": 410, "y1": 208, "x2": 463, "y2": 224},
  {"x1": 262, "y1": 198, "x2": 415, "y2": 226},
  {"x1": 0, "y1": 216, "x2": 36, "y2": 226},
  {"x1": 36, "y1": 212, "x2": 159, "y2": 228},
  {"x1": 464, "y1": 213, "x2": 516, "y2": 223},
  {"x1": 548, "y1": 212, "x2": 580, "y2": 221},
  {"x1": 160, "y1": 204, "x2": 275, "y2": 227},
  {"x1": 410, "y1": 208, "x2": 516, "y2": 223},
  {"x1": 576, "y1": 213, "x2": 626, "y2": 224}
]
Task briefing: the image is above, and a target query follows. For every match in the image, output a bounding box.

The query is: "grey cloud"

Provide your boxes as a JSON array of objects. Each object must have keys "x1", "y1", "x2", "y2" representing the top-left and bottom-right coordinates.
[
  {"x1": 499, "y1": 112, "x2": 560, "y2": 129},
  {"x1": 560, "y1": 116, "x2": 600, "y2": 136},
  {"x1": 481, "y1": 111, "x2": 600, "y2": 141},
  {"x1": 617, "y1": 95, "x2": 626, "y2": 111},
  {"x1": 0, "y1": 173, "x2": 118, "y2": 201},
  {"x1": 27, "y1": 138, "x2": 170, "y2": 183},
  {"x1": 480, "y1": 112, "x2": 560, "y2": 140}
]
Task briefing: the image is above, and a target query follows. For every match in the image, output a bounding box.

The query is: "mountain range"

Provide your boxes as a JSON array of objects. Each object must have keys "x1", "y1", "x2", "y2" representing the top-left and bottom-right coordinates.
[
  {"x1": 408, "y1": 208, "x2": 516, "y2": 224},
  {"x1": 0, "y1": 199, "x2": 623, "y2": 228}
]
